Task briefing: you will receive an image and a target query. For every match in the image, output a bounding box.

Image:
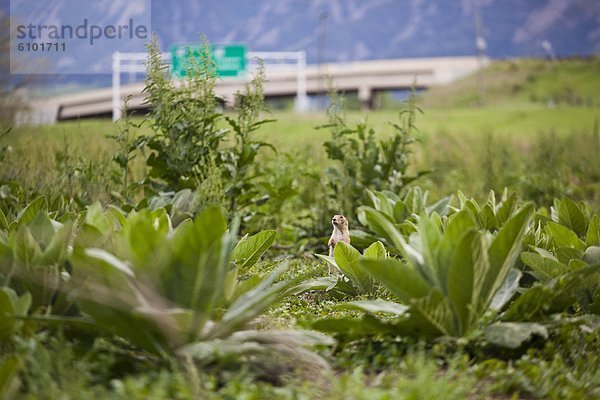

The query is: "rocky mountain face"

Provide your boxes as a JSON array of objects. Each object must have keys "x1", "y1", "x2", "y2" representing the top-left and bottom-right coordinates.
[{"x1": 153, "y1": 0, "x2": 600, "y2": 61}]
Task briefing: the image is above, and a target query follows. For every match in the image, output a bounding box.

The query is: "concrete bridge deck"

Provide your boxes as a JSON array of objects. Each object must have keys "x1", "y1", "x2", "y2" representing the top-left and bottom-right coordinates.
[{"x1": 22, "y1": 56, "x2": 487, "y2": 124}]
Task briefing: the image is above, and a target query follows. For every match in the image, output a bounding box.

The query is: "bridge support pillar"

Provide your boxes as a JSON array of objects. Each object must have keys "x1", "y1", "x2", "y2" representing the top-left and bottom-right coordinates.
[{"x1": 358, "y1": 85, "x2": 373, "y2": 110}]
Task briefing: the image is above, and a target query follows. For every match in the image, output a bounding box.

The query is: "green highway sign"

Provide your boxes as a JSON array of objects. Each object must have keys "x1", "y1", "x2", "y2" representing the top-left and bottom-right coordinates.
[{"x1": 170, "y1": 44, "x2": 247, "y2": 78}]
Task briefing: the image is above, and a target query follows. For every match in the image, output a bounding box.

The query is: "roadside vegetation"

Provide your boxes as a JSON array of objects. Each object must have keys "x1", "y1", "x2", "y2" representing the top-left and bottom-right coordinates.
[{"x1": 1, "y1": 43, "x2": 599, "y2": 399}]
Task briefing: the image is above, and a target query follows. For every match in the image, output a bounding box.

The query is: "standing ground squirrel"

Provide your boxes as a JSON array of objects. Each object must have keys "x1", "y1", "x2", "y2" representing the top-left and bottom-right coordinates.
[
  {"x1": 328, "y1": 214, "x2": 351, "y2": 257},
  {"x1": 328, "y1": 215, "x2": 350, "y2": 274}
]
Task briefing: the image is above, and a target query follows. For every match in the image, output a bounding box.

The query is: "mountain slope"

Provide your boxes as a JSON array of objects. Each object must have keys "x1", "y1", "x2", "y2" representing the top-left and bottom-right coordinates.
[{"x1": 153, "y1": 0, "x2": 600, "y2": 62}]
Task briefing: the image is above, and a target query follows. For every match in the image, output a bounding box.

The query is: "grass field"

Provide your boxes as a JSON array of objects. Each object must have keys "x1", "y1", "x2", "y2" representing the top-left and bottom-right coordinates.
[
  {"x1": 9, "y1": 57, "x2": 600, "y2": 158},
  {"x1": 11, "y1": 103, "x2": 599, "y2": 146},
  {"x1": 7, "y1": 100, "x2": 599, "y2": 207},
  {"x1": 1, "y1": 57, "x2": 600, "y2": 399}
]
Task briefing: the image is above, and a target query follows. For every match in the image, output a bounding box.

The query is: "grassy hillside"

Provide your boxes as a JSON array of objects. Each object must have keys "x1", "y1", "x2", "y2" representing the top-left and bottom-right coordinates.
[{"x1": 418, "y1": 57, "x2": 600, "y2": 108}]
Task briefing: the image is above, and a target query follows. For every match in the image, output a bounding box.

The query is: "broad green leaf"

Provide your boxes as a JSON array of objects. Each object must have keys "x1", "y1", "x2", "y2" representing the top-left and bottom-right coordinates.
[
  {"x1": 409, "y1": 290, "x2": 457, "y2": 337},
  {"x1": 106, "y1": 205, "x2": 127, "y2": 227},
  {"x1": 133, "y1": 306, "x2": 195, "y2": 347},
  {"x1": 358, "y1": 207, "x2": 404, "y2": 251},
  {"x1": 555, "y1": 246, "x2": 584, "y2": 264},
  {"x1": 359, "y1": 258, "x2": 430, "y2": 303},
  {"x1": 482, "y1": 205, "x2": 533, "y2": 311},
  {"x1": 446, "y1": 230, "x2": 476, "y2": 335},
  {"x1": 334, "y1": 242, "x2": 373, "y2": 293},
  {"x1": 338, "y1": 300, "x2": 409, "y2": 316},
  {"x1": 209, "y1": 263, "x2": 292, "y2": 339},
  {"x1": 532, "y1": 246, "x2": 558, "y2": 260},
  {"x1": 503, "y1": 284, "x2": 563, "y2": 322},
  {"x1": 555, "y1": 197, "x2": 587, "y2": 237},
  {"x1": 425, "y1": 195, "x2": 453, "y2": 217},
  {"x1": 587, "y1": 215, "x2": 600, "y2": 247},
  {"x1": 231, "y1": 230, "x2": 277, "y2": 270},
  {"x1": 312, "y1": 314, "x2": 397, "y2": 338},
  {"x1": 464, "y1": 199, "x2": 481, "y2": 216},
  {"x1": 417, "y1": 215, "x2": 443, "y2": 287},
  {"x1": 80, "y1": 247, "x2": 135, "y2": 277},
  {"x1": 0, "y1": 289, "x2": 17, "y2": 339},
  {"x1": 85, "y1": 202, "x2": 112, "y2": 235},
  {"x1": 27, "y1": 211, "x2": 56, "y2": 250},
  {"x1": 438, "y1": 210, "x2": 478, "y2": 277},
  {"x1": 496, "y1": 193, "x2": 516, "y2": 224},
  {"x1": 162, "y1": 207, "x2": 229, "y2": 318},
  {"x1": 0, "y1": 209, "x2": 7, "y2": 231},
  {"x1": 444, "y1": 209, "x2": 478, "y2": 242},
  {"x1": 179, "y1": 329, "x2": 333, "y2": 372},
  {"x1": 73, "y1": 224, "x2": 106, "y2": 249},
  {"x1": 489, "y1": 268, "x2": 521, "y2": 311},
  {"x1": 10, "y1": 227, "x2": 42, "y2": 267},
  {"x1": 504, "y1": 265, "x2": 600, "y2": 321},
  {"x1": 71, "y1": 248, "x2": 173, "y2": 354},
  {"x1": 568, "y1": 259, "x2": 588, "y2": 270},
  {"x1": 457, "y1": 190, "x2": 469, "y2": 209},
  {"x1": 0, "y1": 287, "x2": 16, "y2": 340},
  {"x1": 521, "y1": 252, "x2": 569, "y2": 281},
  {"x1": 284, "y1": 277, "x2": 340, "y2": 296},
  {"x1": 70, "y1": 248, "x2": 138, "y2": 309},
  {"x1": 39, "y1": 221, "x2": 74, "y2": 265},
  {"x1": 117, "y1": 209, "x2": 168, "y2": 271},
  {"x1": 375, "y1": 192, "x2": 394, "y2": 216},
  {"x1": 485, "y1": 322, "x2": 548, "y2": 349},
  {"x1": 11, "y1": 291, "x2": 31, "y2": 317},
  {"x1": 363, "y1": 241, "x2": 386, "y2": 259},
  {"x1": 486, "y1": 190, "x2": 496, "y2": 209},
  {"x1": 0, "y1": 288, "x2": 30, "y2": 340},
  {"x1": 480, "y1": 204, "x2": 499, "y2": 230},
  {"x1": 223, "y1": 266, "x2": 239, "y2": 302},
  {"x1": 230, "y1": 329, "x2": 335, "y2": 348},
  {"x1": 14, "y1": 196, "x2": 47, "y2": 228},
  {"x1": 546, "y1": 221, "x2": 585, "y2": 250},
  {"x1": 393, "y1": 201, "x2": 409, "y2": 222},
  {"x1": 78, "y1": 299, "x2": 170, "y2": 355},
  {"x1": 190, "y1": 209, "x2": 235, "y2": 324}
]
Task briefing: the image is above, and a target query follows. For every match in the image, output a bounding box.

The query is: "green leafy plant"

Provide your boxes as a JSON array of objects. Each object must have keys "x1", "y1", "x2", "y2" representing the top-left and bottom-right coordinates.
[
  {"x1": 320, "y1": 88, "x2": 429, "y2": 220},
  {"x1": 143, "y1": 36, "x2": 226, "y2": 193},
  {"x1": 0, "y1": 287, "x2": 31, "y2": 340},
  {"x1": 222, "y1": 63, "x2": 276, "y2": 214},
  {"x1": 0, "y1": 196, "x2": 75, "y2": 314},
  {"x1": 316, "y1": 241, "x2": 387, "y2": 296},
  {"x1": 67, "y1": 206, "x2": 332, "y2": 375},
  {"x1": 141, "y1": 37, "x2": 276, "y2": 222},
  {"x1": 513, "y1": 197, "x2": 600, "y2": 318},
  {"x1": 107, "y1": 96, "x2": 146, "y2": 206},
  {"x1": 354, "y1": 188, "x2": 517, "y2": 252},
  {"x1": 353, "y1": 187, "x2": 454, "y2": 248},
  {"x1": 314, "y1": 204, "x2": 534, "y2": 339}
]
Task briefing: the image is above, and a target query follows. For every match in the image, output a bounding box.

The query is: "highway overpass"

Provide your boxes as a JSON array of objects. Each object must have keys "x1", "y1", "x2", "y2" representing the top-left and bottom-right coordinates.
[{"x1": 19, "y1": 55, "x2": 487, "y2": 124}]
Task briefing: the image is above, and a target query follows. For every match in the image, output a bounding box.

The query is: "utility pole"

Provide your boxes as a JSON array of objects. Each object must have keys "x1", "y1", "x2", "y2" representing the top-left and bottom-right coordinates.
[
  {"x1": 317, "y1": 11, "x2": 328, "y2": 109},
  {"x1": 473, "y1": 0, "x2": 486, "y2": 107}
]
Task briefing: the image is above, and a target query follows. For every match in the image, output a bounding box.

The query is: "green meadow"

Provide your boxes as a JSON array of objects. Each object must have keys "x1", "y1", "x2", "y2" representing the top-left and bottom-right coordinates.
[{"x1": 1, "y1": 56, "x2": 599, "y2": 399}]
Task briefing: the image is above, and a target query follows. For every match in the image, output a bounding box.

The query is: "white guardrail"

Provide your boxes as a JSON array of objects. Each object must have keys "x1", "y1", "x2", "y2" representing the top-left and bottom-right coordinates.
[{"x1": 112, "y1": 50, "x2": 308, "y2": 121}]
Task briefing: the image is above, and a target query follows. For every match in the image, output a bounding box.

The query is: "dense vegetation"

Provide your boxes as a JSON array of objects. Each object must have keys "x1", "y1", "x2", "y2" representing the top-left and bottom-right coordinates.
[{"x1": 0, "y1": 44, "x2": 599, "y2": 399}]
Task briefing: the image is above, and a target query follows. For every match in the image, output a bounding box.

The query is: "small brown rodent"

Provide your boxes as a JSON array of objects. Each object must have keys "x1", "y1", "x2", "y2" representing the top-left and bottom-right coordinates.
[{"x1": 328, "y1": 214, "x2": 350, "y2": 257}]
